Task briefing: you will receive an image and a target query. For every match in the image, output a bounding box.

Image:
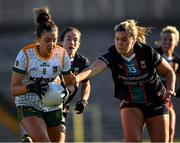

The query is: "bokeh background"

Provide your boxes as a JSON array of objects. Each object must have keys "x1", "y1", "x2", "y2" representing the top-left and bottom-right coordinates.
[{"x1": 0, "y1": 0, "x2": 180, "y2": 142}]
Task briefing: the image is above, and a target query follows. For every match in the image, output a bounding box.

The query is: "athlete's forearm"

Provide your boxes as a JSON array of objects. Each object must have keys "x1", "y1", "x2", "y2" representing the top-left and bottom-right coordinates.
[
  {"x1": 11, "y1": 85, "x2": 28, "y2": 96},
  {"x1": 11, "y1": 72, "x2": 28, "y2": 96},
  {"x1": 165, "y1": 68, "x2": 176, "y2": 92},
  {"x1": 80, "y1": 81, "x2": 91, "y2": 101},
  {"x1": 77, "y1": 59, "x2": 107, "y2": 82}
]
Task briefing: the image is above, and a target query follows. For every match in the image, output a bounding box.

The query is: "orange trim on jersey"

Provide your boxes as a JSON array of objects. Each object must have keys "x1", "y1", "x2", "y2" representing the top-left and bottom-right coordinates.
[
  {"x1": 34, "y1": 44, "x2": 54, "y2": 61},
  {"x1": 22, "y1": 44, "x2": 35, "y2": 70},
  {"x1": 62, "y1": 49, "x2": 66, "y2": 69}
]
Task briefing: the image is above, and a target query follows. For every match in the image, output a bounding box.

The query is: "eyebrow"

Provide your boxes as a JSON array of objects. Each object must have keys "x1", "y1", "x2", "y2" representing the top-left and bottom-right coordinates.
[
  {"x1": 66, "y1": 35, "x2": 72, "y2": 38},
  {"x1": 66, "y1": 35, "x2": 78, "y2": 40}
]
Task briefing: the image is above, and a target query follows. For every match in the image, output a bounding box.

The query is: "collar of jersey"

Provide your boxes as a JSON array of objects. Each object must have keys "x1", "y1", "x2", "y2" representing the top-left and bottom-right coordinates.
[
  {"x1": 121, "y1": 53, "x2": 136, "y2": 62},
  {"x1": 34, "y1": 44, "x2": 54, "y2": 61}
]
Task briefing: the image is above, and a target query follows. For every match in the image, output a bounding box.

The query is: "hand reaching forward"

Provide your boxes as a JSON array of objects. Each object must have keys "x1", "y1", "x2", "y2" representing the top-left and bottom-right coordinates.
[
  {"x1": 63, "y1": 73, "x2": 79, "y2": 86},
  {"x1": 163, "y1": 90, "x2": 176, "y2": 102}
]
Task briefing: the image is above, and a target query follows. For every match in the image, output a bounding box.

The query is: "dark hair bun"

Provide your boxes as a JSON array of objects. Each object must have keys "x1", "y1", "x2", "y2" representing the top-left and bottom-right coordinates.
[
  {"x1": 37, "y1": 13, "x2": 51, "y2": 24},
  {"x1": 33, "y1": 6, "x2": 51, "y2": 25}
]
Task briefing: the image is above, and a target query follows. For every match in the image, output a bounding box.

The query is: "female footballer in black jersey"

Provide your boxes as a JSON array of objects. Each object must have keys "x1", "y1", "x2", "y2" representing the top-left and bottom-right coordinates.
[
  {"x1": 155, "y1": 25, "x2": 180, "y2": 143},
  {"x1": 73, "y1": 19, "x2": 176, "y2": 142},
  {"x1": 59, "y1": 27, "x2": 91, "y2": 142}
]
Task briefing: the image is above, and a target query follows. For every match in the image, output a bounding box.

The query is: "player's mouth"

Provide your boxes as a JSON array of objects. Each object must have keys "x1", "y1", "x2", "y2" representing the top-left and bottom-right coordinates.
[
  {"x1": 47, "y1": 47, "x2": 54, "y2": 52},
  {"x1": 68, "y1": 46, "x2": 75, "y2": 50}
]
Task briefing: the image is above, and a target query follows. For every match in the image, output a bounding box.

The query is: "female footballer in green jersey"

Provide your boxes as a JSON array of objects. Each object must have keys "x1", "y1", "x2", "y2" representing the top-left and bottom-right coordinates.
[{"x1": 10, "y1": 6, "x2": 76, "y2": 142}]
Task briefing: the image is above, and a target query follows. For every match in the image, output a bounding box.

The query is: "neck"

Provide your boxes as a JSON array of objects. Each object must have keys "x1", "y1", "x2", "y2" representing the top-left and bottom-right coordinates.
[
  {"x1": 69, "y1": 53, "x2": 76, "y2": 59},
  {"x1": 123, "y1": 49, "x2": 134, "y2": 58},
  {"x1": 38, "y1": 47, "x2": 52, "y2": 58},
  {"x1": 162, "y1": 47, "x2": 173, "y2": 57}
]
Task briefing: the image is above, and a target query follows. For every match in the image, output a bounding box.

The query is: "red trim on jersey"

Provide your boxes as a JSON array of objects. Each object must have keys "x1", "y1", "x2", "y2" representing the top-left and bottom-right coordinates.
[{"x1": 135, "y1": 56, "x2": 148, "y2": 103}]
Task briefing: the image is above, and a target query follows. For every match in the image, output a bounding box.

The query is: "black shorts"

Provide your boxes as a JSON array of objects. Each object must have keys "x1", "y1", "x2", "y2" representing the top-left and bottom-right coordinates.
[{"x1": 120, "y1": 100, "x2": 169, "y2": 119}]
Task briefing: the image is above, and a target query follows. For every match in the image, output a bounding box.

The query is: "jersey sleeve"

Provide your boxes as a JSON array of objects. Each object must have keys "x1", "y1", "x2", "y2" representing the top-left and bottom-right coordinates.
[
  {"x1": 62, "y1": 51, "x2": 71, "y2": 74},
  {"x1": 151, "y1": 47, "x2": 163, "y2": 67},
  {"x1": 81, "y1": 58, "x2": 90, "y2": 83},
  {"x1": 83, "y1": 57, "x2": 90, "y2": 69},
  {"x1": 98, "y1": 52, "x2": 112, "y2": 67},
  {"x1": 12, "y1": 50, "x2": 28, "y2": 74}
]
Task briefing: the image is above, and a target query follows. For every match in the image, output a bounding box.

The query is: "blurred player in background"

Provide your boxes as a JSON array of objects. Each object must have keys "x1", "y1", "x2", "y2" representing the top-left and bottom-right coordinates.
[
  {"x1": 155, "y1": 26, "x2": 180, "y2": 143},
  {"x1": 59, "y1": 26, "x2": 91, "y2": 142},
  {"x1": 72, "y1": 19, "x2": 176, "y2": 142},
  {"x1": 10, "y1": 6, "x2": 75, "y2": 142}
]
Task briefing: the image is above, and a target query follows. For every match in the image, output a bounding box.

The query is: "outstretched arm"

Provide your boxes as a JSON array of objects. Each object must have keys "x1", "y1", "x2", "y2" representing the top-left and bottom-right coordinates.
[
  {"x1": 79, "y1": 80, "x2": 91, "y2": 101},
  {"x1": 74, "y1": 80, "x2": 91, "y2": 114},
  {"x1": 76, "y1": 59, "x2": 108, "y2": 82}
]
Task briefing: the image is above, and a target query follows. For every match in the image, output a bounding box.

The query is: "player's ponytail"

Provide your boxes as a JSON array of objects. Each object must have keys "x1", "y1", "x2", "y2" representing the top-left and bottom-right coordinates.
[{"x1": 114, "y1": 19, "x2": 151, "y2": 44}]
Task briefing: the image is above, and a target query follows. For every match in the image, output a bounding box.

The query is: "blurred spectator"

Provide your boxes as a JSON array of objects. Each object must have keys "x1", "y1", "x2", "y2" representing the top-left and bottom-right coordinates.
[{"x1": 155, "y1": 25, "x2": 180, "y2": 143}]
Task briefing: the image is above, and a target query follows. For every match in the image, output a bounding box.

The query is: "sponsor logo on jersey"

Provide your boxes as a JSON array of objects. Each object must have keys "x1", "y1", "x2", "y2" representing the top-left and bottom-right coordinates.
[
  {"x1": 29, "y1": 76, "x2": 55, "y2": 83},
  {"x1": 40, "y1": 62, "x2": 50, "y2": 67},
  {"x1": 30, "y1": 67, "x2": 38, "y2": 71},
  {"x1": 53, "y1": 66, "x2": 58, "y2": 73}
]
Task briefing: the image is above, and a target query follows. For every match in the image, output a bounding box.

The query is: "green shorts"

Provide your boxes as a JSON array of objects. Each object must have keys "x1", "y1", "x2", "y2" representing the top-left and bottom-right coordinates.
[{"x1": 17, "y1": 106, "x2": 63, "y2": 128}]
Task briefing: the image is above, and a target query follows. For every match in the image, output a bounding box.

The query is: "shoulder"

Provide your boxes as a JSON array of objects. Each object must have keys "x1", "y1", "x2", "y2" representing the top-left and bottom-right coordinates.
[
  {"x1": 54, "y1": 45, "x2": 67, "y2": 53},
  {"x1": 22, "y1": 43, "x2": 36, "y2": 52},
  {"x1": 102, "y1": 45, "x2": 116, "y2": 57},
  {"x1": 53, "y1": 45, "x2": 69, "y2": 58},
  {"x1": 154, "y1": 47, "x2": 163, "y2": 55},
  {"x1": 75, "y1": 53, "x2": 89, "y2": 64},
  {"x1": 99, "y1": 45, "x2": 116, "y2": 65},
  {"x1": 134, "y1": 42, "x2": 153, "y2": 54}
]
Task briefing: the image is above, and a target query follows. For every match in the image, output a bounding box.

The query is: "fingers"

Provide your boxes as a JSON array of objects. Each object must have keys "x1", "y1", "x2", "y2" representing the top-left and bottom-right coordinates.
[
  {"x1": 163, "y1": 90, "x2": 176, "y2": 102},
  {"x1": 166, "y1": 90, "x2": 176, "y2": 97},
  {"x1": 63, "y1": 73, "x2": 75, "y2": 85},
  {"x1": 64, "y1": 73, "x2": 80, "y2": 86}
]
